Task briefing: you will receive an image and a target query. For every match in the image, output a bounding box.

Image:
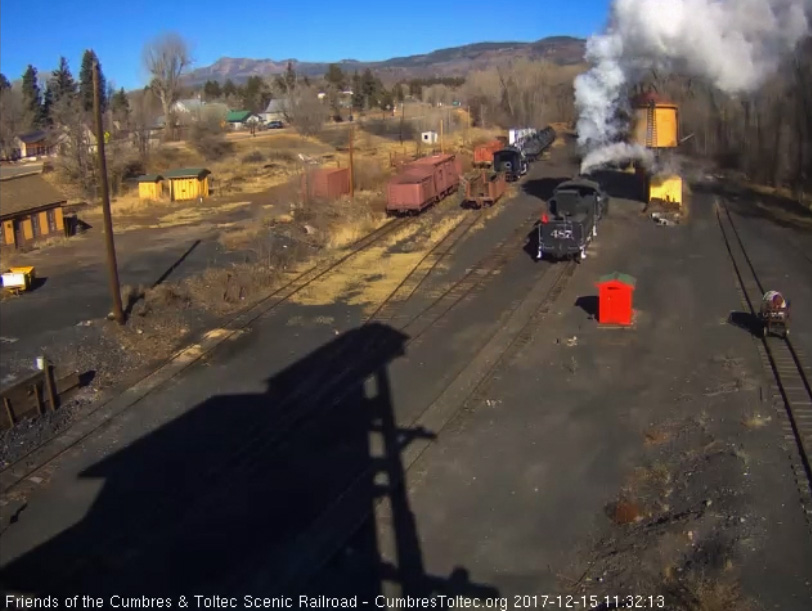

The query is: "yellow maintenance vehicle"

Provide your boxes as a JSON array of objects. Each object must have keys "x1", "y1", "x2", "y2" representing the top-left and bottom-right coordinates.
[{"x1": 629, "y1": 92, "x2": 683, "y2": 208}]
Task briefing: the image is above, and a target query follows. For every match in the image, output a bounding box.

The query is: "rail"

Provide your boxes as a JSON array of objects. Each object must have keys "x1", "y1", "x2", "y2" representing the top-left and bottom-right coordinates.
[{"x1": 716, "y1": 201, "x2": 812, "y2": 499}]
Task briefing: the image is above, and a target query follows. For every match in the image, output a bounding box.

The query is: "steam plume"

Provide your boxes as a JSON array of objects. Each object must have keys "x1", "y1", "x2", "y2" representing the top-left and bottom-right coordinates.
[{"x1": 575, "y1": 0, "x2": 812, "y2": 173}]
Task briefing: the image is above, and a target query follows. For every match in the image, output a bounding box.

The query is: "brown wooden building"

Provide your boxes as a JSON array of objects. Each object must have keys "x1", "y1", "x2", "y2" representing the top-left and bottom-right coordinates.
[{"x1": 0, "y1": 172, "x2": 68, "y2": 249}]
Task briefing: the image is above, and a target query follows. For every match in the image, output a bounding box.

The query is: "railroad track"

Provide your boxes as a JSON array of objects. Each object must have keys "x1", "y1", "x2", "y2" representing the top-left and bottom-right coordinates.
[
  {"x1": 0, "y1": 212, "x2": 421, "y2": 493},
  {"x1": 716, "y1": 201, "x2": 812, "y2": 516},
  {"x1": 20, "y1": 207, "x2": 542, "y2": 595},
  {"x1": 270, "y1": 260, "x2": 578, "y2": 595}
]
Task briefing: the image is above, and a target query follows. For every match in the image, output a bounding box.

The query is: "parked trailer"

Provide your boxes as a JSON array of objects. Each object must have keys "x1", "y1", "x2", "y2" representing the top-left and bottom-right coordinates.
[
  {"x1": 1, "y1": 266, "x2": 36, "y2": 295},
  {"x1": 473, "y1": 140, "x2": 503, "y2": 167},
  {"x1": 461, "y1": 171, "x2": 507, "y2": 208}
]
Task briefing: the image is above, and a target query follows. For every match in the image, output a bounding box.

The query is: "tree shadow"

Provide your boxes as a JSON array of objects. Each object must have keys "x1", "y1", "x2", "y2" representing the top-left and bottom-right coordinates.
[
  {"x1": 122, "y1": 239, "x2": 203, "y2": 318},
  {"x1": 575, "y1": 296, "x2": 598, "y2": 319},
  {"x1": 522, "y1": 177, "x2": 570, "y2": 202},
  {"x1": 727, "y1": 310, "x2": 762, "y2": 337},
  {"x1": 0, "y1": 323, "x2": 500, "y2": 602}
]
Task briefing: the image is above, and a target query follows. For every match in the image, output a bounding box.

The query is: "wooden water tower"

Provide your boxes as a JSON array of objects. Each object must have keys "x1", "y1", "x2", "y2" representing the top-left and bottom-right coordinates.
[{"x1": 630, "y1": 92, "x2": 683, "y2": 207}]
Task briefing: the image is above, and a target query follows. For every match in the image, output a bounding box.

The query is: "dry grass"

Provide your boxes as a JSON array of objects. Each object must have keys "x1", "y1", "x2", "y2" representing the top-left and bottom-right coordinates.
[
  {"x1": 666, "y1": 576, "x2": 752, "y2": 611},
  {"x1": 742, "y1": 413, "x2": 772, "y2": 429}
]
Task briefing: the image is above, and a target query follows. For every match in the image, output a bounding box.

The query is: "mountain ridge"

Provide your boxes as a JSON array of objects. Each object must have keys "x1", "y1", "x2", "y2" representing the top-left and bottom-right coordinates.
[{"x1": 185, "y1": 36, "x2": 586, "y2": 85}]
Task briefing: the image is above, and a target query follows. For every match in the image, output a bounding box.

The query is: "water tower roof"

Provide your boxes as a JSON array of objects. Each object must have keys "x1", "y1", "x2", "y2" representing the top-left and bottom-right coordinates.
[{"x1": 632, "y1": 92, "x2": 677, "y2": 108}]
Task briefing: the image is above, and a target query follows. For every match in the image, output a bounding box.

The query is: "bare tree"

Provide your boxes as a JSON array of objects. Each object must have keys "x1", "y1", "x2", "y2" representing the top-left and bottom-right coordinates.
[
  {"x1": 129, "y1": 88, "x2": 161, "y2": 165},
  {"x1": 142, "y1": 32, "x2": 192, "y2": 141},
  {"x1": 283, "y1": 84, "x2": 329, "y2": 137},
  {"x1": 51, "y1": 94, "x2": 96, "y2": 196},
  {"x1": 0, "y1": 84, "x2": 29, "y2": 159}
]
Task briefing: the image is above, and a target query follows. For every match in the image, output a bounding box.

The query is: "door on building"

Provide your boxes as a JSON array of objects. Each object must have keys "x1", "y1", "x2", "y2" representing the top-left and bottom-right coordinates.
[
  {"x1": 47, "y1": 209, "x2": 58, "y2": 233},
  {"x1": 13, "y1": 219, "x2": 24, "y2": 245}
]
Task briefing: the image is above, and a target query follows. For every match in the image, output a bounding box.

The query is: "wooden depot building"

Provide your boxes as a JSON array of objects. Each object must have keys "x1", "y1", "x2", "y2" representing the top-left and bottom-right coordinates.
[{"x1": 0, "y1": 172, "x2": 68, "y2": 249}]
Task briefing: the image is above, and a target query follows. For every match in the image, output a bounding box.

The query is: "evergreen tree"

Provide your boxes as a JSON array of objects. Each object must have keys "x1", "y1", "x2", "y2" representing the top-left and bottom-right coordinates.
[
  {"x1": 351, "y1": 72, "x2": 364, "y2": 111},
  {"x1": 222, "y1": 79, "x2": 237, "y2": 98},
  {"x1": 0, "y1": 73, "x2": 10, "y2": 91},
  {"x1": 111, "y1": 87, "x2": 130, "y2": 123},
  {"x1": 79, "y1": 49, "x2": 107, "y2": 113},
  {"x1": 325, "y1": 64, "x2": 346, "y2": 90},
  {"x1": 49, "y1": 56, "x2": 77, "y2": 103},
  {"x1": 41, "y1": 85, "x2": 54, "y2": 126},
  {"x1": 203, "y1": 80, "x2": 222, "y2": 99},
  {"x1": 21, "y1": 65, "x2": 43, "y2": 126},
  {"x1": 284, "y1": 62, "x2": 297, "y2": 92}
]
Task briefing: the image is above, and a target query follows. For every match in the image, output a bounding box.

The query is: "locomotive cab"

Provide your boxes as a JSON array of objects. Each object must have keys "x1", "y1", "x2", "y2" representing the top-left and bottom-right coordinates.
[{"x1": 493, "y1": 148, "x2": 527, "y2": 182}]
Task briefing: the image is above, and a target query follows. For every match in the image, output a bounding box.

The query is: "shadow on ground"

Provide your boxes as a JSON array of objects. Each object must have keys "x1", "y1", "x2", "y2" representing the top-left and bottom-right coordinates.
[
  {"x1": 522, "y1": 177, "x2": 570, "y2": 202},
  {"x1": 693, "y1": 180, "x2": 812, "y2": 232},
  {"x1": 523, "y1": 224, "x2": 540, "y2": 262},
  {"x1": 575, "y1": 296, "x2": 598, "y2": 319},
  {"x1": 727, "y1": 311, "x2": 761, "y2": 337},
  {"x1": 0, "y1": 322, "x2": 499, "y2": 602},
  {"x1": 587, "y1": 170, "x2": 645, "y2": 202}
]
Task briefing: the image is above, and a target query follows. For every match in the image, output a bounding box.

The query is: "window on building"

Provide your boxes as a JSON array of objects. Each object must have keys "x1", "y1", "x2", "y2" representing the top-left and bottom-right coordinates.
[
  {"x1": 47, "y1": 209, "x2": 58, "y2": 233},
  {"x1": 30, "y1": 212, "x2": 41, "y2": 237}
]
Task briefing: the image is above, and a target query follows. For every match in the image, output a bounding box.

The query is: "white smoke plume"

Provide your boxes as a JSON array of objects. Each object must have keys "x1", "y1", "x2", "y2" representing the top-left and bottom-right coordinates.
[{"x1": 575, "y1": 0, "x2": 812, "y2": 173}]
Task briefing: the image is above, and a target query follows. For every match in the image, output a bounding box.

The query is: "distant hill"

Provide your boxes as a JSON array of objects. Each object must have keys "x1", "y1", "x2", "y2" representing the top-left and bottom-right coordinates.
[{"x1": 185, "y1": 36, "x2": 586, "y2": 85}]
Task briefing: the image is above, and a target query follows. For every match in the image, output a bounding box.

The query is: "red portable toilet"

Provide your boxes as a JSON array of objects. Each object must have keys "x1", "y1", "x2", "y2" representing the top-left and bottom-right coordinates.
[{"x1": 596, "y1": 272, "x2": 636, "y2": 325}]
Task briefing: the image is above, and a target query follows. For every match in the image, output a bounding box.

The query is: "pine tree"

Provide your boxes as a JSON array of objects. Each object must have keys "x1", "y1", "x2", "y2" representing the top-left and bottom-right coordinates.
[
  {"x1": 21, "y1": 65, "x2": 43, "y2": 127},
  {"x1": 0, "y1": 73, "x2": 10, "y2": 91},
  {"x1": 41, "y1": 85, "x2": 54, "y2": 126},
  {"x1": 50, "y1": 56, "x2": 77, "y2": 103},
  {"x1": 223, "y1": 79, "x2": 237, "y2": 98},
  {"x1": 203, "y1": 80, "x2": 222, "y2": 99},
  {"x1": 79, "y1": 50, "x2": 107, "y2": 113},
  {"x1": 111, "y1": 87, "x2": 130, "y2": 123},
  {"x1": 284, "y1": 62, "x2": 296, "y2": 92},
  {"x1": 325, "y1": 64, "x2": 346, "y2": 90}
]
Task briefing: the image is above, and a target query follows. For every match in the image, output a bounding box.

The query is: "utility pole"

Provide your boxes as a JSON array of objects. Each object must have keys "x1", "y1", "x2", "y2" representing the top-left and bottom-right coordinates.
[
  {"x1": 93, "y1": 59, "x2": 124, "y2": 325},
  {"x1": 440, "y1": 112, "x2": 444, "y2": 155},
  {"x1": 348, "y1": 123, "x2": 355, "y2": 199}
]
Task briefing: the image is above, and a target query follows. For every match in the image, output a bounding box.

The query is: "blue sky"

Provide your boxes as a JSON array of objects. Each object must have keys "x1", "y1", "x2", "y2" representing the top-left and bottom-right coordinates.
[{"x1": 0, "y1": 0, "x2": 608, "y2": 90}]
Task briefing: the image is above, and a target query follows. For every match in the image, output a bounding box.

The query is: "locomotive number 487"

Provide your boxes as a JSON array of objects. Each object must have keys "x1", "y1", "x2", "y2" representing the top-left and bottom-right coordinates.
[{"x1": 551, "y1": 228, "x2": 573, "y2": 239}]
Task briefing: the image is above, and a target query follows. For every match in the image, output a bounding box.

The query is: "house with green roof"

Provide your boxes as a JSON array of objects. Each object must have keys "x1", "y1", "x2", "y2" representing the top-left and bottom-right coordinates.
[{"x1": 226, "y1": 110, "x2": 261, "y2": 131}]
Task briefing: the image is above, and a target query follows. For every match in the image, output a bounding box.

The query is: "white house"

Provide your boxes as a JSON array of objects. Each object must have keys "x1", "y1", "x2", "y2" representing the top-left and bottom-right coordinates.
[{"x1": 260, "y1": 99, "x2": 287, "y2": 123}]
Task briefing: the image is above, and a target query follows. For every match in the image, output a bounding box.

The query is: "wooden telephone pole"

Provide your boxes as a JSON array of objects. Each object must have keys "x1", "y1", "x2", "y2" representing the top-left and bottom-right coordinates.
[
  {"x1": 349, "y1": 123, "x2": 355, "y2": 199},
  {"x1": 93, "y1": 59, "x2": 124, "y2": 324}
]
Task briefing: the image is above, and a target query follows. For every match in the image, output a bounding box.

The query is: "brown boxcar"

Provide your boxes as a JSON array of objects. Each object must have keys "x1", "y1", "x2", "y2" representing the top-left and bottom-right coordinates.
[
  {"x1": 301, "y1": 167, "x2": 351, "y2": 201},
  {"x1": 462, "y1": 171, "x2": 507, "y2": 208},
  {"x1": 404, "y1": 153, "x2": 461, "y2": 197},
  {"x1": 473, "y1": 140, "x2": 503, "y2": 167},
  {"x1": 386, "y1": 167, "x2": 439, "y2": 214}
]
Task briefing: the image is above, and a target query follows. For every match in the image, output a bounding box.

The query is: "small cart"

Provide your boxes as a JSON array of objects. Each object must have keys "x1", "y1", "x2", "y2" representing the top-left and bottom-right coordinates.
[
  {"x1": 759, "y1": 290, "x2": 790, "y2": 338},
  {"x1": 1, "y1": 266, "x2": 36, "y2": 296}
]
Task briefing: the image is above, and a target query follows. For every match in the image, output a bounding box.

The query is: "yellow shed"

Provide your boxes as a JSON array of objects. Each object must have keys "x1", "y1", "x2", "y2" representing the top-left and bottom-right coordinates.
[
  {"x1": 137, "y1": 174, "x2": 165, "y2": 200},
  {"x1": 648, "y1": 174, "x2": 683, "y2": 206},
  {"x1": 165, "y1": 168, "x2": 211, "y2": 202}
]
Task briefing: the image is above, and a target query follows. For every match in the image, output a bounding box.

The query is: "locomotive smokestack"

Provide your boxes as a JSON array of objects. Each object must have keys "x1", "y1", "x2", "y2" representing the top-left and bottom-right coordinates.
[{"x1": 574, "y1": 0, "x2": 812, "y2": 174}]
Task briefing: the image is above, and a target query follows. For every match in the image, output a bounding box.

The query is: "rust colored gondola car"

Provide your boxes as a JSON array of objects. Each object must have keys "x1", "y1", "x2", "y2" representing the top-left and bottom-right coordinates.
[
  {"x1": 759, "y1": 290, "x2": 791, "y2": 338},
  {"x1": 461, "y1": 171, "x2": 507, "y2": 208}
]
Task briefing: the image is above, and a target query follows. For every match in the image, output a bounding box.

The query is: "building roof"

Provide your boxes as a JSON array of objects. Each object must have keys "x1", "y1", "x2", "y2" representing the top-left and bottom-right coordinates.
[
  {"x1": 598, "y1": 272, "x2": 637, "y2": 287},
  {"x1": 137, "y1": 174, "x2": 164, "y2": 183},
  {"x1": 17, "y1": 130, "x2": 49, "y2": 144},
  {"x1": 164, "y1": 167, "x2": 210, "y2": 179},
  {"x1": 264, "y1": 99, "x2": 286, "y2": 113},
  {"x1": 174, "y1": 98, "x2": 205, "y2": 112},
  {"x1": 0, "y1": 173, "x2": 67, "y2": 218},
  {"x1": 227, "y1": 110, "x2": 255, "y2": 123}
]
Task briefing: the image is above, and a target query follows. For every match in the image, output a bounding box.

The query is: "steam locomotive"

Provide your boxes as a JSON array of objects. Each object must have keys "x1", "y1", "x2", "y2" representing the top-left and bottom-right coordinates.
[{"x1": 537, "y1": 177, "x2": 608, "y2": 262}]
